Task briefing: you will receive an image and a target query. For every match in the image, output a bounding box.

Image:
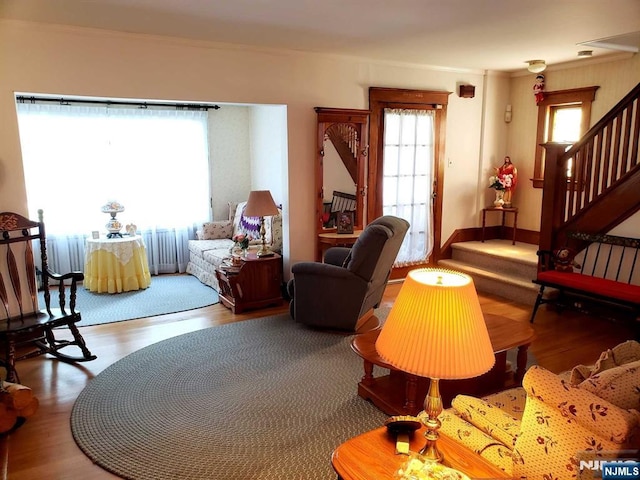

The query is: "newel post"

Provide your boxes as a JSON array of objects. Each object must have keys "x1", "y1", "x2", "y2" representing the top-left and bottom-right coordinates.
[{"x1": 539, "y1": 142, "x2": 573, "y2": 255}]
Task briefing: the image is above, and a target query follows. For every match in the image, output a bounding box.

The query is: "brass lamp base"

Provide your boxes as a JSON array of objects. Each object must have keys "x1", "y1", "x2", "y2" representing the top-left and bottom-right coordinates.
[
  {"x1": 419, "y1": 378, "x2": 444, "y2": 463},
  {"x1": 256, "y1": 216, "x2": 275, "y2": 257},
  {"x1": 256, "y1": 246, "x2": 274, "y2": 257}
]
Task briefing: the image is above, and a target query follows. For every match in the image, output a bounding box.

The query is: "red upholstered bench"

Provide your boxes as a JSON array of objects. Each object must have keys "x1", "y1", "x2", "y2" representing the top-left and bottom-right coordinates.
[{"x1": 530, "y1": 232, "x2": 640, "y2": 329}]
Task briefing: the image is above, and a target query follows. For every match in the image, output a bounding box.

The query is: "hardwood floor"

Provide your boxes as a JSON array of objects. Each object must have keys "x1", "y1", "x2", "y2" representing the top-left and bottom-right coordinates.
[{"x1": 2, "y1": 282, "x2": 636, "y2": 479}]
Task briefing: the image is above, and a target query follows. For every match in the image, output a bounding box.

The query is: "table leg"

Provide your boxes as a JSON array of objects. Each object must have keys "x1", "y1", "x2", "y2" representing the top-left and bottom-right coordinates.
[
  {"x1": 501, "y1": 211, "x2": 506, "y2": 241},
  {"x1": 361, "y1": 359, "x2": 374, "y2": 386},
  {"x1": 481, "y1": 209, "x2": 487, "y2": 242},
  {"x1": 515, "y1": 345, "x2": 529, "y2": 384},
  {"x1": 512, "y1": 210, "x2": 518, "y2": 245},
  {"x1": 404, "y1": 374, "x2": 418, "y2": 412}
]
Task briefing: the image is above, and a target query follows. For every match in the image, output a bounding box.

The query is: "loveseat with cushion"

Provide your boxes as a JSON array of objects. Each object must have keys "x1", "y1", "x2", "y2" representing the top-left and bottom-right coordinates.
[
  {"x1": 438, "y1": 340, "x2": 640, "y2": 479},
  {"x1": 186, "y1": 201, "x2": 283, "y2": 291}
]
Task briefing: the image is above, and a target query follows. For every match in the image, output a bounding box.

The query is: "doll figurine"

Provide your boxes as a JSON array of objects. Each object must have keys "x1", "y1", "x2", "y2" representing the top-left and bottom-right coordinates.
[{"x1": 533, "y1": 74, "x2": 545, "y2": 104}]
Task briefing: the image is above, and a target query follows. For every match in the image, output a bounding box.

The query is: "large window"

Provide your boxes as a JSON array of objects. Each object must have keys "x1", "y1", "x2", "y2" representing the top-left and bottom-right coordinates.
[
  {"x1": 16, "y1": 101, "x2": 210, "y2": 274},
  {"x1": 532, "y1": 86, "x2": 599, "y2": 188}
]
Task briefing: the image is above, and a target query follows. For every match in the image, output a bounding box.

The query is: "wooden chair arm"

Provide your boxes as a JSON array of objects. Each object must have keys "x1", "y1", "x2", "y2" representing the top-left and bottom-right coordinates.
[{"x1": 535, "y1": 249, "x2": 554, "y2": 271}]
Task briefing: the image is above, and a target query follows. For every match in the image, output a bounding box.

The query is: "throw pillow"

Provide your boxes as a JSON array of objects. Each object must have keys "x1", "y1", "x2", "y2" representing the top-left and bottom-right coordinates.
[
  {"x1": 578, "y1": 359, "x2": 640, "y2": 410},
  {"x1": 451, "y1": 394, "x2": 521, "y2": 447},
  {"x1": 201, "y1": 220, "x2": 233, "y2": 240},
  {"x1": 570, "y1": 340, "x2": 640, "y2": 385},
  {"x1": 232, "y1": 203, "x2": 262, "y2": 243}
]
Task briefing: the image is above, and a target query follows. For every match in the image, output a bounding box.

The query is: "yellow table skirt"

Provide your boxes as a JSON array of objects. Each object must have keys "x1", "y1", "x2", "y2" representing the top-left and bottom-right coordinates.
[{"x1": 84, "y1": 245, "x2": 151, "y2": 294}]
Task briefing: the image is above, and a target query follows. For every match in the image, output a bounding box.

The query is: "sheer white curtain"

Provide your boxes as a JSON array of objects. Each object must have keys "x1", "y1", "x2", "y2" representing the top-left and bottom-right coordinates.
[
  {"x1": 382, "y1": 108, "x2": 435, "y2": 267},
  {"x1": 16, "y1": 103, "x2": 210, "y2": 274}
]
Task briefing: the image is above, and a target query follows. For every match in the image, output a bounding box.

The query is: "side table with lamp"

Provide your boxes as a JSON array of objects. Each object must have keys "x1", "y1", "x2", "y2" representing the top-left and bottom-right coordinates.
[
  {"x1": 375, "y1": 268, "x2": 495, "y2": 462},
  {"x1": 243, "y1": 190, "x2": 279, "y2": 257},
  {"x1": 333, "y1": 269, "x2": 501, "y2": 480},
  {"x1": 84, "y1": 201, "x2": 151, "y2": 293}
]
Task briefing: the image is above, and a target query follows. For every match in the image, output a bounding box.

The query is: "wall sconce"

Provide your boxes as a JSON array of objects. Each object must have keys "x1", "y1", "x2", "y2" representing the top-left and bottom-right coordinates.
[
  {"x1": 504, "y1": 104, "x2": 512, "y2": 123},
  {"x1": 526, "y1": 59, "x2": 546, "y2": 73},
  {"x1": 458, "y1": 85, "x2": 475, "y2": 98}
]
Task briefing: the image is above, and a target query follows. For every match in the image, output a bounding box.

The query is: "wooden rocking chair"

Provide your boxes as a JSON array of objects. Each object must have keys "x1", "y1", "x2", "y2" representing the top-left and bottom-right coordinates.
[{"x1": 0, "y1": 210, "x2": 96, "y2": 383}]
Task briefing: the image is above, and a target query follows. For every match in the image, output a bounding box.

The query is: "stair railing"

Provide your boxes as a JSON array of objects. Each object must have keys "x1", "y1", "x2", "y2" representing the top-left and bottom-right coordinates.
[
  {"x1": 325, "y1": 123, "x2": 359, "y2": 184},
  {"x1": 539, "y1": 82, "x2": 640, "y2": 253}
]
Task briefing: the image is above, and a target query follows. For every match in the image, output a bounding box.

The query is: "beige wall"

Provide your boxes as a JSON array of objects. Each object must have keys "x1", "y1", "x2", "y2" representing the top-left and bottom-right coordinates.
[
  {"x1": 1, "y1": 20, "x2": 637, "y2": 277},
  {"x1": 0, "y1": 20, "x2": 491, "y2": 276},
  {"x1": 505, "y1": 54, "x2": 640, "y2": 232}
]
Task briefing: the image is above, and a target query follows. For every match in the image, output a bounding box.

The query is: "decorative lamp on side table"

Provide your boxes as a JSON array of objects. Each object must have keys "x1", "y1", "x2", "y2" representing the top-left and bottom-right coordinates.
[
  {"x1": 101, "y1": 200, "x2": 125, "y2": 238},
  {"x1": 375, "y1": 268, "x2": 495, "y2": 463},
  {"x1": 243, "y1": 190, "x2": 279, "y2": 257}
]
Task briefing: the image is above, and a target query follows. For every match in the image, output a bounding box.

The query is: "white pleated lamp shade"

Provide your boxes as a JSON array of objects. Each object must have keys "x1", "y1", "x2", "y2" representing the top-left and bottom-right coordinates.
[{"x1": 376, "y1": 268, "x2": 495, "y2": 380}]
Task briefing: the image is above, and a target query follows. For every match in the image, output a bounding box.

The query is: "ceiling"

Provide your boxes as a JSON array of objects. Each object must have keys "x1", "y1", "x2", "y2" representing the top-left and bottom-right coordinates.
[{"x1": 1, "y1": 0, "x2": 639, "y2": 72}]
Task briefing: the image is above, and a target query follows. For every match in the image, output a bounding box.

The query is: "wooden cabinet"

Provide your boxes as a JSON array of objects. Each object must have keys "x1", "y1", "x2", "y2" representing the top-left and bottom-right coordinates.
[
  {"x1": 215, "y1": 253, "x2": 283, "y2": 314},
  {"x1": 315, "y1": 107, "x2": 369, "y2": 258}
]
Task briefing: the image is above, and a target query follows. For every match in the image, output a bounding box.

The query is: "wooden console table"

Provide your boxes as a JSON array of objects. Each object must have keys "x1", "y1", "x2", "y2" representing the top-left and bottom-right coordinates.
[
  {"x1": 317, "y1": 230, "x2": 362, "y2": 261},
  {"x1": 481, "y1": 206, "x2": 518, "y2": 245},
  {"x1": 215, "y1": 252, "x2": 283, "y2": 314},
  {"x1": 351, "y1": 313, "x2": 535, "y2": 415},
  {"x1": 332, "y1": 425, "x2": 509, "y2": 479}
]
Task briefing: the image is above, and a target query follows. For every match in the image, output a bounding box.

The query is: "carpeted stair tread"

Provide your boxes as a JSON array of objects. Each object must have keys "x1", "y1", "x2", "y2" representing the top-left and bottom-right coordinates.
[
  {"x1": 450, "y1": 240, "x2": 538, "y2": 267},
  {"x1": 438, "y1": 240, "x2": 539, "y2": 305},
  {"x1": 439, "y1": 258, "x2": 538, "y2": 290}
]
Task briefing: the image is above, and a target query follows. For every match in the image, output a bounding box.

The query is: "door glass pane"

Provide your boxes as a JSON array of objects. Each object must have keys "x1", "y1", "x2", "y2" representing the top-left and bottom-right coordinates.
[{"x1": 382, "y1": 108, "x2": 435, "y2": 266}]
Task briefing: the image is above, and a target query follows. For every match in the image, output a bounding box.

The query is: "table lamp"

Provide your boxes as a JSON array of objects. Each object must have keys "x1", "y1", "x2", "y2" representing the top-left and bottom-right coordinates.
[
  {"x1": 375, "y1": 268, "x2": 495, "y2": 462},
  {"x1": 243, "y1": 190, "x2": 279, "y2": 257}
]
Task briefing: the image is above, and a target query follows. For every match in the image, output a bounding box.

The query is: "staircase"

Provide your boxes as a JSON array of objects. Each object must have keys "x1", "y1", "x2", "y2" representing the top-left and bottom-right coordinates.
[
  {"x1": 438, "y1": 240, "x2": 540, "y2": 305},
  {"x1": 326, "y1": 123, "x2": 359, "y2": 184},
  {"x1": 540, "y1": 82, "x2": 640, "y2": 252}
]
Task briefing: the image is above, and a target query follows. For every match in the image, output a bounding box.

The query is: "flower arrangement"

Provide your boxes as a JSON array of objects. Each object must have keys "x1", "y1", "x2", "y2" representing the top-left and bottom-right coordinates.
[
  {"x1": 488, "y1": 175, "x2": 506, "y2": 190},
  {"x1": 232, "y1": 233, "x2": 250, "y2": 250}
]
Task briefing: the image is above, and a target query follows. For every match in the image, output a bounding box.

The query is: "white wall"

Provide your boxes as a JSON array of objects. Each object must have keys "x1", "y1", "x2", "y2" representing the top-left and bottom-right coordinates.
[{"x1": 0, "y1": 20, "x2": 493, "y2": 277}]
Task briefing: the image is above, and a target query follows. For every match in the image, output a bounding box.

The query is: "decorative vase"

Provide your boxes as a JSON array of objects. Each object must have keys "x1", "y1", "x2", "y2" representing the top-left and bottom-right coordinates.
[{"x1": 493, "y1": 190, "x2": 505, "y2": 208}]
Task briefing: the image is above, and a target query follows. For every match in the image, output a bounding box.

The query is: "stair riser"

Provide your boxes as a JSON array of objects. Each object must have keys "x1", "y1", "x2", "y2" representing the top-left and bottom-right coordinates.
[
  {"x1": 471, "y1": 274, "x2": 539, "y2": 305},
  {"x1": 452, "y1": 248, "x2": 537, "y2": 281}
]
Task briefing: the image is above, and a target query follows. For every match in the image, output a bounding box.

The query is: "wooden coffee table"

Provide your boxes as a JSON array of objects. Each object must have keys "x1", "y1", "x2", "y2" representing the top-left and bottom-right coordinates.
[
  {"x1": 351, "y1": 313, "x2": 535, "y2": 415},
  {"x1": 332, "y1": 425, "x2": 510, "y2": 479}
]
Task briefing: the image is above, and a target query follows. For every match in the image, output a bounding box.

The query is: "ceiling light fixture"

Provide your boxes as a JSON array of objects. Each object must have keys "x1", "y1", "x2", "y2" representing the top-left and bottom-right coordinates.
[
  {"x1": 526, "y1": 59, "x2": 547, "y2": 73},
  {"x1": 577, "y1": 50, "x2": 593, "y2": 58}
]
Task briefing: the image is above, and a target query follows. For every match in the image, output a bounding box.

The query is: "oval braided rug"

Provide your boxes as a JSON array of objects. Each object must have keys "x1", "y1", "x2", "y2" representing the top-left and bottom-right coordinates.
[{"x1": 71, "y1": 314, "x2": 388, "y2": 480}]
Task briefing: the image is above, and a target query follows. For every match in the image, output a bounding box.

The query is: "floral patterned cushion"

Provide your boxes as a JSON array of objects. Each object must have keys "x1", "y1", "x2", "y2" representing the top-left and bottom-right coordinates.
[
  {"x1": 451, "y1": 395, "x2": 521, "y2": 448},
  {"x1": 578, "y1": 359, "x2": 640, "y2": 410},
  {"x1": 570, "y1": 340, "x2": 640, "y2": 385},
  {"x1": 512, "y1": 365, "x2": 640, "y2": 480},
  {"x1": 199, "y1": 220, "x2": 234, "y2": 240},
  {"x1": 482, "y1": 386, "x2": 527, "y2": 420},
  {"x1": 438, "y1": 410, "x2": 514, "y2": 474}
]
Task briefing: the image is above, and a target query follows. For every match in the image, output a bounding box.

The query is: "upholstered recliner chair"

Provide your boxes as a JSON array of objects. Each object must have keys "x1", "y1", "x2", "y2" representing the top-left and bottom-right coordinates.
[{"x1": 287, "y1": 215, "x2": 409, "y2": 331}]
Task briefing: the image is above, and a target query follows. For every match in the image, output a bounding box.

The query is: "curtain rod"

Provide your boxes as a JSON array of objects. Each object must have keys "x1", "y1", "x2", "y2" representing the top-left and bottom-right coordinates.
[{"x1": 16, "y1": 95, "x2": 220, "y2": 111}]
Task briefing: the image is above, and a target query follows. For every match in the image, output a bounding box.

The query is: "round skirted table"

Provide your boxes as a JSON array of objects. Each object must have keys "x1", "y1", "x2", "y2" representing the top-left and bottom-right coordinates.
[{"x1": 84, "y1": 235, "x2": 151, "y2": 293}]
